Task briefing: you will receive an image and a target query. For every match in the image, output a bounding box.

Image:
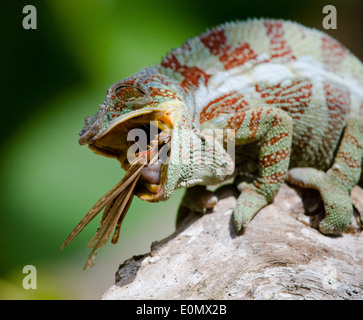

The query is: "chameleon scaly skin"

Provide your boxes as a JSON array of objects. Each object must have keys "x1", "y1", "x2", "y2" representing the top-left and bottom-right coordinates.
[{"x1": 79, "y1": 19, "x2": 363, "y2": 236}]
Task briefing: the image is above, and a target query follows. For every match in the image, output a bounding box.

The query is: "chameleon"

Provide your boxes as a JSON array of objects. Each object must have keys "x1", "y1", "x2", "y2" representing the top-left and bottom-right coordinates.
[{"x1": 72, "y1": 19, "x2": 363, "y2": 255}]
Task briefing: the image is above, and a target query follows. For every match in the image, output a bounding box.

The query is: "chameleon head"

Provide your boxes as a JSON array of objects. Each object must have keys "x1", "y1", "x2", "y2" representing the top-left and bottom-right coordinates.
[{"x1": 78, "y1": 67, "x2": 188, "y2": 202}]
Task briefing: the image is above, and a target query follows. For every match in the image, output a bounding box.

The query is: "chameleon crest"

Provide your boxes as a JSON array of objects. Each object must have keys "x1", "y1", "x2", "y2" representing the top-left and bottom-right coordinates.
[{"x1": 63, "y1": 19, "x2": 363, "y2": 269}]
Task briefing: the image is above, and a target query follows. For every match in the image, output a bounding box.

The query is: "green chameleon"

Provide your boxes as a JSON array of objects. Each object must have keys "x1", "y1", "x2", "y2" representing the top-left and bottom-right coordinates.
[{"x1": 63, "y1": 19, "x2": 363, "y2": 267}]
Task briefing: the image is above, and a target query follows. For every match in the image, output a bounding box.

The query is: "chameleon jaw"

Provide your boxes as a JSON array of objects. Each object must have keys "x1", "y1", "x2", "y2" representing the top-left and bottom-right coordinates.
[{"x1": 87, "y1": 110, "x2": 173, "y2": 202}]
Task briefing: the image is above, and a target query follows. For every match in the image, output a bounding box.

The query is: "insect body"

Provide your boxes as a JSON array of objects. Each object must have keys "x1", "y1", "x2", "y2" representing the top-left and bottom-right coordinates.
[{"x1": 63, "y1": 19, "x2": 363, "y2": 268}]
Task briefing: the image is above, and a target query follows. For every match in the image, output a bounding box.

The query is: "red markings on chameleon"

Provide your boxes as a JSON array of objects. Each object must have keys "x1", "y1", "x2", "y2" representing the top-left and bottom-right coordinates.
[
  {"x1": 249, "y1": 109, "x2": 263, "y2": 139},
  {"x1": 266, "y1": 132, "x2": 290, "y2": 146},
  {"x1": 200, "y1": 28, "x2": 228, "y2": 56},
  {"x1": 264, "y1": 20, "x2": 296, "y2": 62},
  {"x1": 255, "y1": 80, "x2": 313, "y2": 119},
  {"x1": 321, "y1": 36, "x2": 347, "y2": 71},
  {"x1": 200, "y1": 91, "x2": 248, "y2": 128},
  {"x1": 336, "y1": 151, "x2": 361, "y2": 168},
  {"x1": 261, "y1": 171, "x2": 287, "y2": 184},
  {"x1": 321, "y1": 81, "x2": 351, "y2": 159},
  {"x1": 344, "y1": 134, "x2": 360, "y2": 149},
  {"x1": 324, "y1": 81, "x2": 351, "y2": 116},
  {"x1": 220, "y1": 42, "x2": 258, "y2": 70},
  {"x1": 261, "y1": 148, "x2": 290, "y2": 168},
  {"x1": 149, "y1": 87, "x2": 181, "y2": 102},
  {"x1": 200, "y1": 28, "x2": 258, "y2": 70},
  {"x1": 161, "y1": 53, "x2": 211, "y2": 89}
]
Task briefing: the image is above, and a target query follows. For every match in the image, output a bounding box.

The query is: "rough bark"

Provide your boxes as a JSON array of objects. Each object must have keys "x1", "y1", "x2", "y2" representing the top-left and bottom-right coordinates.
[{"x1": 102, "y1": 184, "x2": 363, "y2": 300}]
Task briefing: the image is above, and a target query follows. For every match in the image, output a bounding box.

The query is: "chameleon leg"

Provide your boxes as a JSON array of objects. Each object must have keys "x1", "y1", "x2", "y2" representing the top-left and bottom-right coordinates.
[
  {"x1": 287, "y1": 117, "x2": 363, "y2": 235},
  {"x1": 233, "y1": 108, "x2": 293, "y2": 233}
]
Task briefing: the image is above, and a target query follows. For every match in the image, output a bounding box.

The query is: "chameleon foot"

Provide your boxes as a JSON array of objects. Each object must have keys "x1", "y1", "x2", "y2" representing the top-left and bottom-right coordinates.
[
  {"x1": 233, "y1": 182, "x2": 269, "y2": 234},
  {"x1": 287, "y1": 168, "x2": 353, "y2": 235}
]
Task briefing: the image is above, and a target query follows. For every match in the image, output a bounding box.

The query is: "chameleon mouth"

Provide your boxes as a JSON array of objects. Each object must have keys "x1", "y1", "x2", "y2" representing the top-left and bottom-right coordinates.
[
  {"x1": 88, "y1": 110, "x2": 173, "y2": 202},
  {"x1": 62, "y1": 110, "x2": 173, "y2": 269}
]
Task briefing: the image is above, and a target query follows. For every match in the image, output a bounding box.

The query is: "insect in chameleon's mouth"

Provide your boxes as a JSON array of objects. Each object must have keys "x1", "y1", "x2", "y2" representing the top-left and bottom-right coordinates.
[
  {"x1": 86, "y1": 110, "x2": 173, "y2": 202},
  {"x1": 140, "y1": 159, "x2": 162, "y2": 184}
]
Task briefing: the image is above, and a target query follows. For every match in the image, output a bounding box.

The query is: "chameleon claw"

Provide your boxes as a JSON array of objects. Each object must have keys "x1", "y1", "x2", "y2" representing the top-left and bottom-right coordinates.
[{"x1": 233, "y1": 211, "x2": 248, "y2": 235}]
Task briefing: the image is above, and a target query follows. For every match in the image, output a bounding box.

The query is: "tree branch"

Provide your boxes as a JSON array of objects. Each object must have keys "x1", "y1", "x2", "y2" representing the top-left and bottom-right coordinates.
[{"x1": 102, "y1": 184, "x2": 363, "y2": 300}]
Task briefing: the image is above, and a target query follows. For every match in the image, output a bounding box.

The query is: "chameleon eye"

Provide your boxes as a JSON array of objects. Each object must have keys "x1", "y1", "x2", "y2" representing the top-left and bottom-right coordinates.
[{"x1": 114, "y1": 85, "x2": 146, "y2": 103}]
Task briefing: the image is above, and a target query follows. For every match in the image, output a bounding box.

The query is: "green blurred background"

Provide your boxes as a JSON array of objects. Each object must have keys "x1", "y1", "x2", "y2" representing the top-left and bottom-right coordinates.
[{"x1": 0, "y1": 0, "x2": 362, "y2": 299}]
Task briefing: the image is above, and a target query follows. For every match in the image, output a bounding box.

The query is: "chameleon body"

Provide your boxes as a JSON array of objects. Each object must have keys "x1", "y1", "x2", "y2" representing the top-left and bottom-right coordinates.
[{"x1": 80, "y1": 19, "x2": 363, "y2": 236}]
